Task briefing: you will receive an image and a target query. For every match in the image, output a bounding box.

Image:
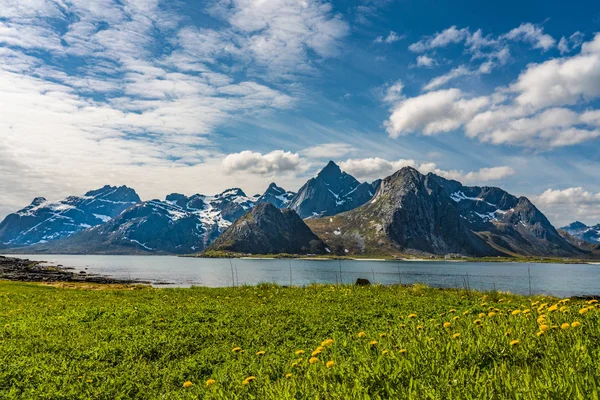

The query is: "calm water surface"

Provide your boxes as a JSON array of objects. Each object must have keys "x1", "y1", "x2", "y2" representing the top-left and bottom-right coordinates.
[{"x1": 5, "y1": 254, "x2": 600, "y2": 297}]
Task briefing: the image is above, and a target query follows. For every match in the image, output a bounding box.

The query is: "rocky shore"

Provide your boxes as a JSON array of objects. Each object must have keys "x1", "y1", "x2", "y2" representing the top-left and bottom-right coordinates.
[{"x1": 0, "y1": 255, "x2": 147, "y2": 284}]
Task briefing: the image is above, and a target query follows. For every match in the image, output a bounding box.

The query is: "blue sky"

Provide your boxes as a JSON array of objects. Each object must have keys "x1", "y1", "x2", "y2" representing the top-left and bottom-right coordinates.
[{"x1": 1, "y1": 0, "x2": 599, "y2": 226}]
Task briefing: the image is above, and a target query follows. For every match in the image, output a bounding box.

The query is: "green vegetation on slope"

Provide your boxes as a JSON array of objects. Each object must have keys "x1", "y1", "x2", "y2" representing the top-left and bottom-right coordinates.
[{"x1": 1, "y1": 281, "x2": 599, "y2": 399}]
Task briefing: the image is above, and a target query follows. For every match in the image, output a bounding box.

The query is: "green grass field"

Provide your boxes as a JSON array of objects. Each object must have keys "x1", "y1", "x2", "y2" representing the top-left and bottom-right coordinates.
[{"x1": 1, "y1": 281, "x2": 599, "y2": 399}]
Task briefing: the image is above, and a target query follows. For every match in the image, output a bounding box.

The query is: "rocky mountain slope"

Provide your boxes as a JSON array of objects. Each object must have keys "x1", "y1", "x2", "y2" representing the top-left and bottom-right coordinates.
[
  {"x1": 206, "y1": 203, "x2": 327, "y2": 255},
  {"x1": 307, "y1": 167, "x2": 587, "y2": 258},
  {"x1": 560, "y1": 222, "x2": 600, "y2": 245},
  {"x1": 255, "y1": 183, "x2": 295, "y2": 208},
  {"x1": 289, "y1": 161, "x2": 380, "y2": 219},
  {"x1": 0, "y1": 186, "x2": 140, "y2": 248},
  {"x1": 9, "y1": 186, "x2": 291, "y2": 254}
]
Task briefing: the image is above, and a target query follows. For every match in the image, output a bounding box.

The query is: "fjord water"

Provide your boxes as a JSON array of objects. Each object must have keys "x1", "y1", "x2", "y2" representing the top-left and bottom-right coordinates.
[{"x1": 7, "y1": 254, "x2": 600, "y2": 297}]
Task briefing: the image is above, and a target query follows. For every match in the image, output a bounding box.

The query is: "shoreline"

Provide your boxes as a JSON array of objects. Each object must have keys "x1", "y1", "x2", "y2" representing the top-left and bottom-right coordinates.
[{"x1": 0, "y1": 255, "x2": 149, "y2": 285}]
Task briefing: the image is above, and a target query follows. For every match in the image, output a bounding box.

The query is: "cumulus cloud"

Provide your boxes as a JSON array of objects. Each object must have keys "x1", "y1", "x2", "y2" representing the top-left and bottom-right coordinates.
[
  {"x1": 534, "y1": 187, "x2": 600, "y2": 227},
  {"x1": 502, "y1": 23, "x2": 556, "y2": 51},
  {"x1": 416, "y1": 55, "x2": 436, "y2": 68},
  {"x1": 222, "y1": 150, "x2": 303, "y2": 175},
  {"x1": 385, "y1": 34, "x2": 600, "y2": 149},
  {"x1": 339, "y1": 157, "x2": 515, "y2": 184},
  {"x1": 375, "y1": 31, "x2": 404, "y2": 44},
  {"x1": 385, "y1": 89, "x2": 489, "y2": 137}
]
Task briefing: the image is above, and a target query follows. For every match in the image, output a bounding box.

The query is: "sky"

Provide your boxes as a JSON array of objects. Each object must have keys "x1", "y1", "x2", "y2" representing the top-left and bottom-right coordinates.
[{"x1": 1, "y1": 0, "x2": 600, "y2": 227}]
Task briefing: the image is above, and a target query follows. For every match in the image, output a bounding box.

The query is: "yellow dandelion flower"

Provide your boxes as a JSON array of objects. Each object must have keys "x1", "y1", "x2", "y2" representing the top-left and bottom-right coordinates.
[
  {"x1": 443, "y1": 322, "x2": 451, "y2": 328},
  {"x1": 285, "y1": 373, "x2": 293, "y2": 379},
  {"x1": 408, "y1": 313, "x2": 417, "y2": 319},
  {"x1": 399, "y1": 324, "x2": 406, "y2": 328},
  {"x1": 369, "y1": 340, "x2": 378, "y2": 346},
  {"x1": 509, "y1": 339, "x2": 519, "y2": 346},
  {"x1": 571, "y1": 321, "x2": 582, "y2": 328},
  {"x1": 291, "y1": 362, "x2": 299, "y2": 368},
  {"x1": 295, "y1": 350, "x2": 305, "y2": 355},
  {"x1": 183, "y1": 381, "x2": 193, "y2": 388},
  {"x1": 358, "y1": 331, "x2": 367, "y2": 338},
  {"x1": 474, "y1": 319, "x2": 482, "y2": 325},
  {"x1": 417, "y1": 325, "x2": 423, "y2": 330},
  {"x1": 309, "y1": 357, "x2": 319, "y2": 364},
  {"x1": 58, "y1": 316, "x2": 63, "y2": 320},
  {"x1": 560, "y1": 306, "x2": 569, "y2": 313},
  {"x1": 587, "y1": 299, "x2": 598, "y2": 304},
  {"x1": 256, "y1": 351, "x2": 265, "y2": 356},
  {"x1": 548, "y1": 305, "x2": 558, "y2": 312},
  {"x1": 579, "y1": 308, "x2": 589, "y2": 315},
  {"x1": 311, "y1": 350, "x2": 321, "y2": 356},
  {"x1": 205, "y1": 379, "x2": 216, "y2": 387},
  {"x1": 316, "y1": 346, "x2": 325, "y2": 352},
  {"x1": 326, "y1": 360, "x2": 335, "y2": 368},
  {"x1": 537, "y1": 315, "x2": 546, "y2": 324},
  {"x1": 399, "y1": 348, "x2": 407, "y2": 354},
  {"x1": 453, "y1": 333, "x2": 460, "y2": 339},
  {"x1": 478, "y1": 313, "x2": 486, "y2": 318},
  {"x1": 448, "y1": 309, "x2": 456, "y2": 313},
  {"x1": 481, "y1": 302, "x2": 488, "y2": 307},
  {"x1": 511, "y1": 310, "x2": 521, "y2": 316},
  {"x1": 453, "y1": 316, "x2": 460, "y2": 321},
  {"x1": 379, "y1": 333, "x2": 387, "y2": 338},
  {"x1": 536, "y1": 331, "x2": 544, "y2": 337},
  {"x1": 242, "y1": 376, "x2": 256, "y2": 385},
  {"x1": 463, "y1": 310, "x2": 471, "y2": 315},
  {"x1": 382, "y1": 350, "x2": 389, "y2": 355},
  {"x1": 321, "y1": 339, "x2": 335, "y2": 346},
  {"x1": 560, "y1": 323, "x2": 570, "y2": 330},
  {"x1": 505, "y1": 331, "x2": 511, "y2": 336},
  {"x1": 539, "y1": 324, "x2": 550, "y2": 332},
  {"x1": 531, "y1": 301, "x2": 539, "y2": 306},
  {"x1": 488, "y1": 312, "x2": 496, "y2": 317},
  {"x1": 232, "y1": 347, "x2": 243, "y2": 353},
  {"x1": 86, "y1": 379, "x2": 93, "y2": 383}
]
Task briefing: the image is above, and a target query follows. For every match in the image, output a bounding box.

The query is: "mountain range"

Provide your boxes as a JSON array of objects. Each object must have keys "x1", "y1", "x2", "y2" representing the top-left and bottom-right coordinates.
[
  {"x1": 1, "y1": 162, "x2": 598, "y2": 259},
  {"x1": 560, "y1": 222, "x2": 600, "y2": 245}
]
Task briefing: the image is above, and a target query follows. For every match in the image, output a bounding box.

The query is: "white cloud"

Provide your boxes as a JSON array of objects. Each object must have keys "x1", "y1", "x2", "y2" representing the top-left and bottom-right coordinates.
[
  {"x1": 385, "y1": 88, "x2": 489, "y2": 137},
  {"x1": 558, "y1": 32, "x2": 585, "y2": 55},
  {"x1": 416, "y1": 55, "x2": 436, "y2": 68},
  {"x1": 423, "y1": 65, "x2": 472, "y2": 91},
  {"x1": 409, "y1": 26, "x2": 470, "y2": 52},
  {"x1": 375, "y1": 31, "x2": 404, "y2": 44},
  {"x1": 502, "y1": 23, "x2": 555, "y2": 51},
  {"x1": 383, "y1": 80, "x2": 404, "y2": 103},
  {"x1": 339, "y1": 157, "x2": 515, "y2": 184},
  {"x1": 534, "y1": 187, "x2": 600, "y2": 227},
  {"x1": 222, "y1": 150, "x2": 303, "y2": 175},
  {"x1": 302, "y1": 143, "x2": 357, "y2": 159},
  {"x1": 386, "y1": 34, "x2": 600, "y2": 149}
]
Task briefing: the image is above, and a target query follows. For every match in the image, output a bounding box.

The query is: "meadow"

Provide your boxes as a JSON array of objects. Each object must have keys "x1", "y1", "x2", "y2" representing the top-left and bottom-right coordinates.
[{"x1": 0, "y1": 281, "x2": 599, "y2": 399}]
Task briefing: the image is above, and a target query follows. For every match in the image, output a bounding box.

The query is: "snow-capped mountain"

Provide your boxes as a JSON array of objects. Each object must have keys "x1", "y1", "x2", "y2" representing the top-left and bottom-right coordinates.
[
  {"x1": 289, "y1": 161, "x2": 380, "y2": 219},
  {"x1": 10, "y1": 186, "x2": 291, "y2": 254},
  {"x1": 256, "y1": 183, "x2": 295, "y2": 208},
  {"x1": 560, "y1": 222, "x2": 600, "y2": 244},
  {"x1": 0, "y1": 185, "x2": 140, "y2": 248},
  {"x1": 308, "y1": 167, "x2": 586, "y2": 258}
]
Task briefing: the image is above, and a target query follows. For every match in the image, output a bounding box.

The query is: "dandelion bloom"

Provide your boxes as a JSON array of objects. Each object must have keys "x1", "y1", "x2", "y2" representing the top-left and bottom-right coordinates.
[
  {"x1": 408, "y1": 314, "x2": 417, "y2": 319},
  {"x1": 463, "y1": 310, "x2": 471, "y2": 315},
  {"x1": 559, "y1": 306, "x2": 569, "y2": 313},
  {"x1": 478, "y1": 313, "x2": 486, "y2": 318},
  {"x1": 579, "y1": 308, "x2": 589, "y2": 315},
  {"x1": 537, "y1": 315, "x2": 546, "y2": 324},
  {"x1": 291, "y1": 362, "x2": 299, "y2": 368},
  {"x1": 369, "y1": 340, "x2": 378, "y2": 346},
  {"x1": 474, "y1": 319, "x2": 482, "y2": 325},
  {"x1": 295, "y1": 350, "x2": 305, "y2": 355},
  {"x1": 326, "y1": 360, "x2": 335, "y2": 368},
  {"x1": 417, "y1": 325, "x2": 423, "y2": 330},
  {"x1": 382, "y1": 350, "x2": 389, "y2": 355},
  {"x1": 588, "y1": 300, "x2": 598, "y2": 304},
  {"x1": 379, "y1": 333, "x2": 387, "y2": 338},
  {"x1": 571, "y1": 321, "x2": 582, "y2": 328},
  {"x1": 309, "y1": 357, "x2": 319, "y2": 364},
  {"x1": 448, "y1": 309, "x2": 456, "y2": 313},
  {"x1": 399, "y1": 349, "x2": 407, "y2": 354},
  {"x1": 488, "y1": 312, "x2": 496, "y2": 317},
  {"x1": 560, "y1": 323, "x2": 570, "y2": 330},
  {"x1": 242, "y1": 376, "x2": 256, "y2": 385},
  {"x1": 358, "y1": 332, "x2": 367, "y2": 338},
  {"x1": 539, "y1": 324, "x2": 550, "y2": 332},
  {"x1": 311, "y1": 350, "x2": 321, "y2": 356},
  {"x1": 453, "y1": 333, "x2": 460, "y2": 339},
  {"x1": 321, "y1": 339, "x2": 335, "y2": 346},
  {"x1": 510, "y1": 340, "x2": 519, "y2": 346},
  {"x1": 232, "y1": 347, "x2": 243, "y2": 353},
  {"x1": 536, "y1": 331, "x2": 544, "y2": 337},
  {"x1": 285, "y1": 373, "x2": 293, "y2": 379},
  {"x1": 316, "y1": 346, "x2": 325, "y2": 352},
  {"x1": 205, "y1": 379, "x2": 216, "y2": 387},
  {"x1": 183, "y1": 381, "x2": 193, "y2": 388},
  {"x1": 399, "y1": 324, "x2": 406, "y2": 328},
  {"x1": 256, "y1": 351, "x2": 265, "y2": 356},
  {"x1": 548, "y1": 305, "x2": 558, "y2": 312},
  {"x1": 511, "y1": 310, "x2": 521, "y2": 316},
  {"x1": 443, "y1": 322, "x2": 451, "y2": 328},
  {"x1": 453, "y1": 316, "x2": 460, "y2": 321}
]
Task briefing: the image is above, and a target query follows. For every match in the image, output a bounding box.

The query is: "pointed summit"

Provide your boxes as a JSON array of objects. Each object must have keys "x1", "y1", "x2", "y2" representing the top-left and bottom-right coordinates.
[
  {"x1": 317, "y1": 161, "x2": 342, "y2": 179},
  {"x1": 256, "y1": 183, "x2": 295, "y2": 209}
]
